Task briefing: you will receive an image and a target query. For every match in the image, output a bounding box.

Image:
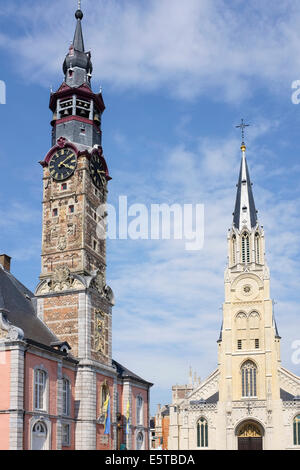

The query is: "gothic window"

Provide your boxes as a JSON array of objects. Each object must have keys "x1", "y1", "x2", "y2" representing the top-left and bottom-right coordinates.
[
  {"x1": 232, "y1": 235, "x2": 237, "y2": 265},
  {"x1": 255, "y1": 339, "x2": 260, "y2": 349},
  {"x1": 249, "y1": 312, "x2": 260, "y2": 329},
  {"x1": 34, "y1": 369, "x2": 47, "y2": 411},
  {"x1": 236, "y1": 312, "x2": 247, "y2": 330},
  {"x1": 241, "y1": 361, "x2": 257, "y2": 398},
  {"x1": 255, "y1": 233, "x2": 260, "y2": 263},
  {"x1": 136, "y1": 396, "x2": 143, "y2": 426},
  {"x1": 294, "y1": 415, "x2": 300, "y2": 446},
  {"x1": 62, "y1": 378, "x2": 71, "y2": 416},
  {"x1": 197, "y1": 417, "x2": 208, "y2": 448},
  {"x1": 241, "y1": 232, "x2": 250, "y2": 263},
  {"x1": 237, "y1": 339, "x2": 242, "y2": 350}
]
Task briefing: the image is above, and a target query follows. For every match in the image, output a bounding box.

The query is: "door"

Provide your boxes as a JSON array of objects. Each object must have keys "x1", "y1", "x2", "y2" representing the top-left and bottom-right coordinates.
[
  {"x1": 238, "y1": 437, "x2": 263, "y2": 450},
  {"x1": 237, "y1": 422, "x2": 263, "y2": 451},
  {"x1": 32, "y1": 422, "x2": 48, "y2": 450}
]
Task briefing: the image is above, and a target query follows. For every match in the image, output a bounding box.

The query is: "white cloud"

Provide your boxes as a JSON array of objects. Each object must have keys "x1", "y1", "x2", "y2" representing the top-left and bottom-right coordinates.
[{"x1": 1, "y1": 0, "x2": 300, "y2": 101}]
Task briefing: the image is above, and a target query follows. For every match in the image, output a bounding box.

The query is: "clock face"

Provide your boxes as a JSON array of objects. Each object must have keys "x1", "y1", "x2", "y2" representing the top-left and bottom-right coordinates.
[
  {"x1": 49, "y1": 148, "x2": 77, "y2": 181},
  {"x1": 90, "y1": 153, "x2": 106, "y2": 189}
]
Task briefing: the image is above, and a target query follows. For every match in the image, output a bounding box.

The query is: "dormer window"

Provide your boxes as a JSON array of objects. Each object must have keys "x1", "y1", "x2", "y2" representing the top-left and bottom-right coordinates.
[{"x1": 242, "y1": 206, "x2": 247, "y2": 212}]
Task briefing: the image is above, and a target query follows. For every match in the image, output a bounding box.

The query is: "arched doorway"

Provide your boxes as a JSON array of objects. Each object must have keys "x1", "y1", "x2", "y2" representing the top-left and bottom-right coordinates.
[
  {"x1": 31, "y1": 421, "x2": 48, "y2": 450},
  {"x1": 236, "y1": 421, "x2": 263, "y2": 450}
]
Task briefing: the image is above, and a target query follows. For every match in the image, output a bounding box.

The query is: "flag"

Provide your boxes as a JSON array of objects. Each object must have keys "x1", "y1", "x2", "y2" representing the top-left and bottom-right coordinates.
[
  {"x1": 104, "y1": 394, "x2": 111, "y2": 435},
  {"x1": 126, "y1": 399, "x2": 130, "y2": 435}
]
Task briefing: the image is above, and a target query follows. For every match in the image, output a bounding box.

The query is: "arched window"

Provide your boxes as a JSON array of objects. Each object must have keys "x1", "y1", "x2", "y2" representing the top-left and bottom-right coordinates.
[
  {"x1": 101, "y1": 382, "x2": 109, "y2": 413},
  {"x1": 241, "y1": 361, "x2": 257, "y2": 398},
  {"x1": 197, "y1": 417, "x2": 208, "y2": 448},
  {"x1": 136, "y1": 432, "x2": 144, "y2": 450},
  {"x1": 62, "y1": 378, "x2": 71, "y2": 416},
  {"x1": 34, "y1": 369, "x2": 47, "y2": 411},
  {"x1": 255, "y1": 233, "x2": 260, "y2": 264},
  {"x1": 242, "y1": 232, "x2": 250, "y2": 263},
  {"x1": 136, "y1": 396, "x2": 143, "y2": 426},
  {"x1": 294, "y1": 415, "x2": 300, "y2": 446},
  {"x1": 232, "y1": 235, "x2": 237, "y2": 265}
]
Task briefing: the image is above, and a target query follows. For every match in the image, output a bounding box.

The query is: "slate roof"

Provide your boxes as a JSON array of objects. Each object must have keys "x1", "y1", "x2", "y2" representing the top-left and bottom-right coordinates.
[
  {"x1": 0, "y1": 267, "x2": 57, "y2": 346},
  {"x1": 113, "y1": 359, "x2": 153, "y2": 386},
  {"x1": 280, "y1": 388, "x2": 296, "y2": 401},
  {"x1": 233, "y1": 151, "x2": 258, "y2": 230}
]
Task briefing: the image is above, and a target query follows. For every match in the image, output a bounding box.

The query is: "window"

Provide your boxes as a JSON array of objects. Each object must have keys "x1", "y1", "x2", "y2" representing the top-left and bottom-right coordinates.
[
  {"x1": 59, "y1": 99, "x2": 73, "y2": 117},
  {"x1": 242, "y1": 361, "x2": 257, "y2": 398},
  {"x1": 101, "y1": 383, "x2": 109, "y2": 412},
  {"x1": 237, "y1": 339, "x2": 242, "y2": 350},
  {"x1": 32, "y1": 421, "x2": 48, "y2": 451},
  {"x1": 197, "y1": 418, "x2": 208, "y2": 448},
  {"x1": 93, "y1": 240, "x2": 98, "y2": 252},
  {"x1": 232, "y1": 235, "x2": 236, "y2": 265},
  {"x1": 136, "y1": 396, "x2": 143, "y2": 426},
  {"x1": 62, "y1": 423, "x2": 71, "y2": 447},
  {"x1": 34, "y1": 369, "x2": 47, "y2": 411},
  {"x1": 69, "y1": 205, "x2": 74, "y2": 214},
  {"x1": 136, "y1": 432, "x2": 144, "y2": 450},
  {"x1": 52, "y1": 208, "x2": 58, "y2": 217},
  {"x1": 255, "y1": 339, "x2": 260, "y2": 349},
  {"x1": 255, "y1": 233, "x2": 260, "y2": 263},
  {"x1": 242, "y1": 232, "x2": 250, "y2": 263},
  {"x1": 61, "y1": 183, "x2": 67, "y2": 191},
  {"x1": 294, "y1": 415, "x2": 300, "y2": 446},
  {"x1": 62, "y1": 378, "x2": 71, "y2": 416}
]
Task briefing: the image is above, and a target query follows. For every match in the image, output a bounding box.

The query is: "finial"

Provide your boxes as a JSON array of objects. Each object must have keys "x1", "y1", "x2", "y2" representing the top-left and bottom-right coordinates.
[
  {"x1": 236, "y1": 118, "x2": 250, "y2": 150},
  {"x1": 75, "y1": 0, "x2": 83, "y2": 20}
]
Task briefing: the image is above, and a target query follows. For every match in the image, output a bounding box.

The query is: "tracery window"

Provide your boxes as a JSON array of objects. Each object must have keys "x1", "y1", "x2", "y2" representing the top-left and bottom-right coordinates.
[
  {"x1": 294, "y1": 415, "x2": 300, "y2": 446},
  {"x1": 242, "y1": 232, "x2": 250, "y2": 263},
  {"x1": 197, "y1": 417, "x2": 208, "y2": 448},
  {"x1": 241, "y1": 361, "x2": 257, "y2": 398},
  {"x1": 255, "y1": 233, "x2": 260, "y2": 263},
  {"x1": 232, "y1": 235, "x2": 237, "y2": 265}
]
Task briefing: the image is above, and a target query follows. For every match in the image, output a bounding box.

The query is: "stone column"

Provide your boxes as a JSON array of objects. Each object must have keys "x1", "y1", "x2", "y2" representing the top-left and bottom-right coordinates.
[{"x1": 75, "y1": 362, "x2": 97, "y2": 450}]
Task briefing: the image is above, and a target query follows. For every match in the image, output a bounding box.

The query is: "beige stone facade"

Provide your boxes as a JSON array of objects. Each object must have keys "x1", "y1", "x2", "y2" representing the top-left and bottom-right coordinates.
[{"x1": 168, "y1": 144, "x2": 300, "y2": 450}]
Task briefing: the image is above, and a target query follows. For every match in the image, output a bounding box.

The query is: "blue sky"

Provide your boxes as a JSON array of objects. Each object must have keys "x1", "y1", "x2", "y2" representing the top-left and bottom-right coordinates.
[{"x1": 0, "y1": 0, "x2": 300, "y2": 414}]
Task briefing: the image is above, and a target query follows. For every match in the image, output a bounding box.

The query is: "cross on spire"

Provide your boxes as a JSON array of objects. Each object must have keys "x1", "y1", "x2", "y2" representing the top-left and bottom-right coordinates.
[
  {"x1": 236, "y1": 119, "x2": 250, "y2": 145},
  {"x1": 78, "y1": 0, "x2": 81, "y2": 10}
]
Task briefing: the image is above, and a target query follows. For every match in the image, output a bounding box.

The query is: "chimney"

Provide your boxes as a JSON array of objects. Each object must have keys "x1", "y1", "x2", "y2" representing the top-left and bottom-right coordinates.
[{"x1": 0, "y1": 254, "x2": 11, "y2": 272}]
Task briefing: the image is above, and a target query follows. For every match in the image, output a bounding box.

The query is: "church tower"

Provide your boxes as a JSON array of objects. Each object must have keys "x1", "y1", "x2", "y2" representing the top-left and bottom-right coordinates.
[
  {"x1": 35, "y1": 5, "x2": 114, "y2": 364},
  {"x1": 168, "y1": 124, "x2": 300, "y2": 450}
]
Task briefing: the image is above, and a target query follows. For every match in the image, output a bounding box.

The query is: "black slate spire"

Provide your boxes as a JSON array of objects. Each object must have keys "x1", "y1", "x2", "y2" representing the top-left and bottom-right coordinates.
[
  {"x1": 73, "y1": 8, "x2": 85, "y2": 52},
  {"x1": 233, "y1": 143, "x2": 258, "y2": 231}
]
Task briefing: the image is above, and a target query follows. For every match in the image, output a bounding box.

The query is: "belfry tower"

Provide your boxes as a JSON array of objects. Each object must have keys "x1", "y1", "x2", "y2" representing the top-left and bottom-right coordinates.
[{"x1": 35, "y1": 6, "x2": 113, "y2": 365}]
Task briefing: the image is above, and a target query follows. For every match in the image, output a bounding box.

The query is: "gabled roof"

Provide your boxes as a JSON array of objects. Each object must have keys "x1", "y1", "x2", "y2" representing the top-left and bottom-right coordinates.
[
  {"x1": 113, "y1": 359, "x2": 153, "y2": 387},
  {"x1": 0, "y1": 267, "x2": 57, "y2": 346}
]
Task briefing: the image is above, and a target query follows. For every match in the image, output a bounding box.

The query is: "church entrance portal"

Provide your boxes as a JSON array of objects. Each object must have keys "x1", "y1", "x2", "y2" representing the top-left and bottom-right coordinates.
[{"x1": 237, "y1": 422, "x2": 263, "y2": 450}]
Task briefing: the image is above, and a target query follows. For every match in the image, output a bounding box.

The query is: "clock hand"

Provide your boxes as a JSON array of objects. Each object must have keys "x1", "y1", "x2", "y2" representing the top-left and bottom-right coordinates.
[{"x1": 58, "y1": 155, "x2": 74, "y2": 168}]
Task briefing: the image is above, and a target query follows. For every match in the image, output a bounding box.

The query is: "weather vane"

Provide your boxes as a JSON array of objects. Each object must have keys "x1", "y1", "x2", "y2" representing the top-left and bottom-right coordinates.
[{"x1": 236, "y1": 118, "x2": 250, "y2": 144}]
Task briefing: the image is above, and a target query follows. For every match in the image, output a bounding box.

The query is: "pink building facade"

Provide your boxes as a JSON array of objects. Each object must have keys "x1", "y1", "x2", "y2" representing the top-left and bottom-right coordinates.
[{"x1": 0, "y1": 4, "x2": 152, "y2": 451}]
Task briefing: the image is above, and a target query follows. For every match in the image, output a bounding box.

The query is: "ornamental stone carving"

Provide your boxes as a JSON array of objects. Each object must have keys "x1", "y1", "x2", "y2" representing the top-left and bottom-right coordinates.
[{"x1": 35, "y1": 266, "x2": 85, "y2": 295}]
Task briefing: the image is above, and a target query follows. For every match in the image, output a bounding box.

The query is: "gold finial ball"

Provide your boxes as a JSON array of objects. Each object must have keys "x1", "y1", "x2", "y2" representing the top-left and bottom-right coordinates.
[{"x1": 241, "y1": 144, "x2": 246, "y2": 151}]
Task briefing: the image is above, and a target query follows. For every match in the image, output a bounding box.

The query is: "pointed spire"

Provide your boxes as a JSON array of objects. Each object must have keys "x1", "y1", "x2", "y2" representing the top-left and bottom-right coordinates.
[
  {"x1": 73, "y1": 7, "x2": 85, "y2": 52},
  {"x1": 233, "y1": 124, "x2": 258, "y2": 231}
]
